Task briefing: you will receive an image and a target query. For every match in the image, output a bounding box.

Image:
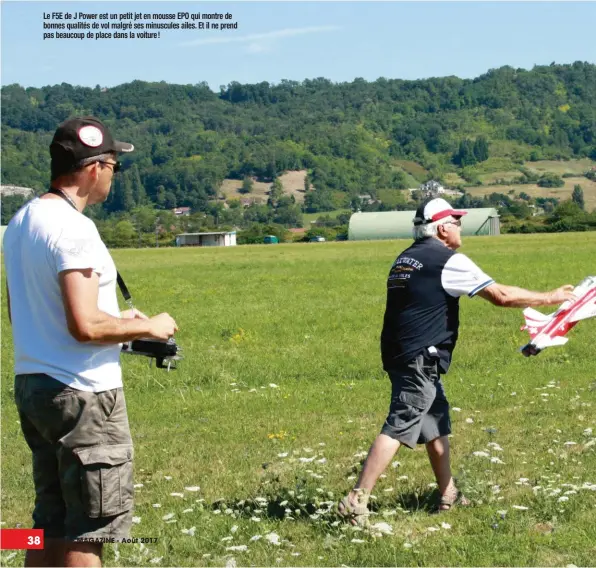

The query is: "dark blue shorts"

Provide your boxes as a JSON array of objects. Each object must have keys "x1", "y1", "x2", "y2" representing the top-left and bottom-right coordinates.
[{"x1": 381, "y1": 354, "x2": 451, "y2": 449}]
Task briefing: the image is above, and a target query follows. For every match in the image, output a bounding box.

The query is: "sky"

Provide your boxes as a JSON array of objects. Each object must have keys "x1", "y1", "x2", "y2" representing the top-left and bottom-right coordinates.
[{"x1": 1, "y1": 1, "x2": 596, "y2": 91}]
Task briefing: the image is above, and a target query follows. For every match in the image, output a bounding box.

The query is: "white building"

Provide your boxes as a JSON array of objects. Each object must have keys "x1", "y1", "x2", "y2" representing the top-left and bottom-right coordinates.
[{"x1": 175, "y1": 231, "x2": 237, "y2": 247}]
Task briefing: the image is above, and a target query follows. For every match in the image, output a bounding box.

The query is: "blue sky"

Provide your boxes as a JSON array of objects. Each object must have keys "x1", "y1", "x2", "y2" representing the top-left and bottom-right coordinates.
[{"x1": 2, "y1": 1, "x2": 596, "y2": 91}]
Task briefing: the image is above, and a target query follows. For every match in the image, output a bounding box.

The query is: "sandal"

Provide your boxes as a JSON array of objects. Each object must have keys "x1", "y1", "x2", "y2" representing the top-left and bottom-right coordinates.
[
  {"x1": 437, "y1": 490, "x2": 471, "y2": 512},
  {"x1": 337, "y1": 488, "x2": 371, "y2": 527}
]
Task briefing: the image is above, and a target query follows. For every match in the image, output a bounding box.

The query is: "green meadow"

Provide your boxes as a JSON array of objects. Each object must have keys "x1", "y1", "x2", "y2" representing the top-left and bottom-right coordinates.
[{"x1": 2, "y1": 234, "x2": 596, "y2": 567}]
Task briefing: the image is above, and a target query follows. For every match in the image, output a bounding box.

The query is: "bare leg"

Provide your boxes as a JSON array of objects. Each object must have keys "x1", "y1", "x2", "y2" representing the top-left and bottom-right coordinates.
[
  {"x1": 352, "y1": 433, "x2": 401, "y2": 496},
  {"x1": 338, "y1": 433, "x2": 401, "y2": 525},
  {"x1": 64, "y1": 542, "x2": 103, "y2": 567},
  {"x1": 426, "y1": 435, "x2": 457, "y2": 500},
  {"x1": 25, "y1": 538, "x2": 65, "y2": 567}
]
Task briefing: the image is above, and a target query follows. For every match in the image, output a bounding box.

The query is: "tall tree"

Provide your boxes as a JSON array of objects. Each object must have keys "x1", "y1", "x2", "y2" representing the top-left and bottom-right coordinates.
[
  {"x1": 572, "y1": 184, "x2": 585, "y2": 210},
  {"x1": 473, "y1": 136, "x2": 490, "y2": 162},
  {"x1": 268, "y1": 177, "x2": 284, "y2": 207},
  {"x1": 130, "y1": 164, "x2": 147, "y2": 205},
  {"x1": 239, "y1": 176, "x2": 253, "y2": 194}
]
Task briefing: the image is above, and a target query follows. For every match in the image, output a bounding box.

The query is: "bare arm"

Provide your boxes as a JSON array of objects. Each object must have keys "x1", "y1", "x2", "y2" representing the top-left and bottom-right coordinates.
[
  {"x1": 478, "y1": 282, "x2": 576, "y2": 308},
  {"x1": 59, "y1": 268, "x2": 177, "y2": 343}
]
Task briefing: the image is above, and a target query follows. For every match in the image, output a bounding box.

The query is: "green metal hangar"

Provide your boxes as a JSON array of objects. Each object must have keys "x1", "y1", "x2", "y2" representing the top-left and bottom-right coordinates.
[{"x1": 348, "y1": 208, "x2": 500, "y2": 240}]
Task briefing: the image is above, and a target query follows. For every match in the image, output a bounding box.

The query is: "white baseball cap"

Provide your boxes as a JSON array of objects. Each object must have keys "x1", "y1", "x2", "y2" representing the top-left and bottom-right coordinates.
[{"x1": 413, "y1": 198, "x2": 467, "y2": 226}]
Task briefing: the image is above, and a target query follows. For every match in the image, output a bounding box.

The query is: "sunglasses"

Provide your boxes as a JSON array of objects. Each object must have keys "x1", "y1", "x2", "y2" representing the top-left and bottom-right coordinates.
[
  {"x1": 97, "y1": 160, "x2": 121, "y2": 173},
  {"x1": 443, "y1": 219, "x2": 462, "y2": 227}
]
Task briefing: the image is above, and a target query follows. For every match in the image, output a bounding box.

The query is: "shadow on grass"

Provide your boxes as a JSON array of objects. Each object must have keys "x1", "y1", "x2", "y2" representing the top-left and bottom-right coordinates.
[{"x1": 210, "y1": 488, "x2": 440, "y2": 522}]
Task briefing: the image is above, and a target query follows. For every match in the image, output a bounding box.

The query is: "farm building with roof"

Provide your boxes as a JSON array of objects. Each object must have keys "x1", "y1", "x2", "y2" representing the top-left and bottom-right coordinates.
[{"x1": 348, "y1": 208, "x2": 500, "y2": 240}]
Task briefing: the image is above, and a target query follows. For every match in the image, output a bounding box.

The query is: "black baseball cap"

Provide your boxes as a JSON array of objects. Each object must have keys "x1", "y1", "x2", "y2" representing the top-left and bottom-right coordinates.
[{"x1": 50, "y1": 116, "x2": 134, "y2": 179}]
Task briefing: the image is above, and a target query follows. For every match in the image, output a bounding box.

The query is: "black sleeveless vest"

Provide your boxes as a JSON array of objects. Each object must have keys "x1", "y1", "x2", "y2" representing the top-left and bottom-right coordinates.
[{"x1": 381, "y1": 237, "x2": 459, "y2": 373}]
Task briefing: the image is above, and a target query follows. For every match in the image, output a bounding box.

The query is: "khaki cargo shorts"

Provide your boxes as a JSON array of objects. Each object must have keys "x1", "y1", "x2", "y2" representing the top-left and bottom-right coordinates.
[
  {"x1": 381, "y1": 353, "x2": 451, "y2": 449},
  {"x1": 14, "y1": 373, "x2": 134, "y2": 541}
]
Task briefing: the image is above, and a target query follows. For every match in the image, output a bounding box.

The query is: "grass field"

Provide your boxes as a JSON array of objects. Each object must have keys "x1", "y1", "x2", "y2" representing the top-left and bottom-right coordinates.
[
  {"x1": 465, "y1": 177, "x2": 596, "y2": 212},
  {"x1": 2, "y1": 234, "x2": 596, "y2": 567},
  {"x1": 219, "y1": 171, "x2": 307, "y2": 204}
]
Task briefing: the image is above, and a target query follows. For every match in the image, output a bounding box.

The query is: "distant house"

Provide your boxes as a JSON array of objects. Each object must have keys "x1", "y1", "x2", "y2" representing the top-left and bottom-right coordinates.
[
  {"x1": 408, "y1": 180, "x2": 463, "y2": 197},
  {"x1": 175, "y1": 231, "x2": 237, "y2": 247},
  {"x1": 358, "y1": 194, "x2": 378, "y2": 205},
  {"x1": 172, "y1": 207, "x2": 191, "y2": 216},
  {"x1": 240, "y1": 197, "x2": 264, "y2": 207}
]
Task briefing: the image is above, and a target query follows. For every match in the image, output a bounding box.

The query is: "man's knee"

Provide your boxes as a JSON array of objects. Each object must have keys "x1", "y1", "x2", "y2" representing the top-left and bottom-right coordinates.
[{"x1": 64, "y1": 541, "x2": 103, "y2": 568}]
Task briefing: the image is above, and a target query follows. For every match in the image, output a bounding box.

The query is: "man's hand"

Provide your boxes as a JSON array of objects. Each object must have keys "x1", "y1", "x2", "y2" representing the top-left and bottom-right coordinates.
[
  {"x1": 146, "y1": 313, "x2": 178, "y2": 340},
  {"x1": 546, "y1": 285, "x2": 577, "y2": 305},
  {"x1": 121, "y1": 308, "x2": 149, "y2": 320}
]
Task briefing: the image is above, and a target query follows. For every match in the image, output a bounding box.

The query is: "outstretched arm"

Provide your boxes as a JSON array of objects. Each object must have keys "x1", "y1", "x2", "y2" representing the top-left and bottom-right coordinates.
[{"x1": 477, "y1": 283, "x2": 575, "y2": 308}]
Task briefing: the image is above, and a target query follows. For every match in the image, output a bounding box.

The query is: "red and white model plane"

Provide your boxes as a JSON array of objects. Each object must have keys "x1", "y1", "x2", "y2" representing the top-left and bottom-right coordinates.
[{"x1": 520, "y1": 276, "x2": 596, "y2": 356}]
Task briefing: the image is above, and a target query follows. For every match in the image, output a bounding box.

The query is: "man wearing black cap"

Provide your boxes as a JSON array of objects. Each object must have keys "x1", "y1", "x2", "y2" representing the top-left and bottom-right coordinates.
[
  {"x1": 3, "y1": 117, "x2": 178, "y2": 566},
  {"x1": 338, "y1": 197, "x2": 575, "y2": 526}
]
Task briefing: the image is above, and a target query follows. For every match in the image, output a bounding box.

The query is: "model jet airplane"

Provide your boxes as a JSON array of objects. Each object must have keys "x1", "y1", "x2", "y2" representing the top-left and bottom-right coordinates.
[{"x1": 520, "y1": 276, "x2": 596, "y2": 356}]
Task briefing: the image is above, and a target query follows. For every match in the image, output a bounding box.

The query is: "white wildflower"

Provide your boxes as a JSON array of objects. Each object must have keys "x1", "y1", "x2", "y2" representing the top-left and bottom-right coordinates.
[
  {"x1": 473, "y1": 451, "x2": 490, "y2": 458},
  {"x1": 226, "y1": 545, "x2": 248, "y2": 552},
  {"x1": 370, "y1": 522, "x2": 393, "y2": 535},
  {"x1": 265, "y1": 532, "x2": 281, "y2": 546}
]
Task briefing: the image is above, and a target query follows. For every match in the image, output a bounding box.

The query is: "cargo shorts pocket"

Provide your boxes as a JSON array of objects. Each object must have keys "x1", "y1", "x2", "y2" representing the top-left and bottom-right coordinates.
[
  {"x1": 73, "y1": 444, "x2": 134, "y2": 518},
  {"x1": 397, "y1": 390, "x2": 430, "y2": 411}
]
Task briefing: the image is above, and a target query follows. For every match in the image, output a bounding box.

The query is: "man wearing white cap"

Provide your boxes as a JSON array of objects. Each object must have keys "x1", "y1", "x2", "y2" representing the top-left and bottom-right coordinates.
[{"x1": 338, "y1": 197, "x2": 575, "y2": 525}]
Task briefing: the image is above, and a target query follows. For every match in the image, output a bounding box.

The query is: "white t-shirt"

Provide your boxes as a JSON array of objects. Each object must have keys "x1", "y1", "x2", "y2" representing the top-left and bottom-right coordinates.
[
  {"x1": 441, "y1": 253, "x2": 495, "y2": 297},
  {"x1": 3, "y1": 198, "x2": 123, "y2": 392}
]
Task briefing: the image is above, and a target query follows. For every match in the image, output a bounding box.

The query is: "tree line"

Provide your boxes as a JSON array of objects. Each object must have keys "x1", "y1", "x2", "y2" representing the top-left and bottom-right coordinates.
[{"x1": 1, "y1": 61, "x2": 595, "y2": 238}]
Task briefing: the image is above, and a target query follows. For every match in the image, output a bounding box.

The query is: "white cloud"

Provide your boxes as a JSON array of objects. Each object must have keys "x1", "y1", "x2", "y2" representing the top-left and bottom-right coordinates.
[{"x1": 180, "y1": 26, "x2": 340, "y2": 48}]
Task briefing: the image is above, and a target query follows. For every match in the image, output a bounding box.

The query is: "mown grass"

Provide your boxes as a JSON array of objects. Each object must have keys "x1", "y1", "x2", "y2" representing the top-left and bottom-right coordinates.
[
  {"x1": 465, "y1": 177, "x2": 596, "y2": 212},
  {"x1": 2, "y1": 234, "x2": 596, "y2": 567}
]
